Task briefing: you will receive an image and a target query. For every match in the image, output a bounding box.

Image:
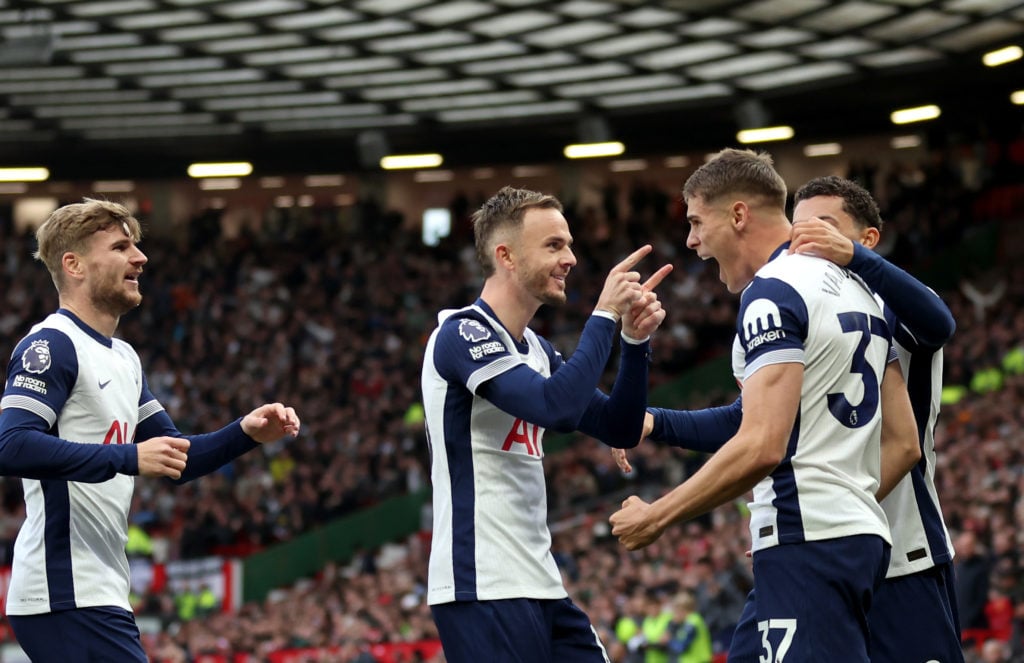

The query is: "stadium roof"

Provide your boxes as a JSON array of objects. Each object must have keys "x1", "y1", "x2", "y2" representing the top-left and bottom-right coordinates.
[{"x1": 1, "y1": 0, "x2": 1022, "y2": 179}]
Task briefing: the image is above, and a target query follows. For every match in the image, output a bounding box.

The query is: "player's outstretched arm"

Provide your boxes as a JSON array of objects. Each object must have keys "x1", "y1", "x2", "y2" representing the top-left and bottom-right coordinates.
[
  {"x1": 610, "y1": 363, "x2": 800, "y2": 550},
  {"x1": 876, "y1": 360, "x2": 921, "y2": 501},
  {"x1": 612, "y1": 399, "x2": 744, "y2": 474},
  {"x1": 241, "y1": 402, "x2": 301, "y2": 443},
  {"x1": 135, "y1": 401, "x2": 299, "y2": 484},
  {"x1": 649, "y1": 398, "x2": 743, "y2": 452}
]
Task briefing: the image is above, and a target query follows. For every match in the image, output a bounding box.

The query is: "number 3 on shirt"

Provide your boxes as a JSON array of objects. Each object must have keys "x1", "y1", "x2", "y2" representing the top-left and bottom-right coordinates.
[
  {"x1": 758, "y1": 618, "x2": 797, "y2": 663},
  {"x1": 827, "y1": 311, "x2": 888, "y2": 428}
]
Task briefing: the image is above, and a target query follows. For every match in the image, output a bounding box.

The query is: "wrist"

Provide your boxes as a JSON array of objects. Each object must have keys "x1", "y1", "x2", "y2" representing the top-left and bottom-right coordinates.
[
  {"x1": 237, "y1": 417, "x2": 255, "y2": 440},
  {"x1": 647, "y1": 408, "x2": 662, "y2": 441},
  {"x1": 846, "y1": 241, "x2": 868, "y2": 267},
  {"x1": 593, "y1": 308, "x2": 620, "y2": 323},
  {"x1": 840, "y1": 240, "x2": 855, "y2": 266},
  {"x1": 123, "y1": 444, "x2": 140, "y2": 475},
  {"x1": 649, "y1": 498, "x2": 673, "y2": 535},
  {"x1": 621, "y1": 330, "x2": 649, "y2": 344}
]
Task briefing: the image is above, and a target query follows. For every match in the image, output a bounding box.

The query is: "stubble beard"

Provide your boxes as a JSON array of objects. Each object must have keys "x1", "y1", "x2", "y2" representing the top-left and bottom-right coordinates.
[
  {"x1": 527, "y1": 270, "x2": 566, "y2": 307},
  {"x1": 539, "y1": 290, "x2": 566, "y2": 307},
  {"x1": 92, "y1": 280, "x2": 142, "y2": 318}
]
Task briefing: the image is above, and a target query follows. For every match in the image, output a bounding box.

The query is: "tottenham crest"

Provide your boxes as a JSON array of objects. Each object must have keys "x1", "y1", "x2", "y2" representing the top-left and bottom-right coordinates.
[
  {"x1": 458, "y1": 319, "x2": 491, "y2": 342},
  {"x1": 22, "y1": 340, "x2": 52, "y2": 374}
]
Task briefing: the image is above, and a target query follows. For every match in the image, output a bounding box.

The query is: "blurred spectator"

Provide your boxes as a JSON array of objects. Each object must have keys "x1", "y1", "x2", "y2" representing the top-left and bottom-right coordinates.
[{"x1": 665, "y1": 591, "x2": 713, "y2": 663}]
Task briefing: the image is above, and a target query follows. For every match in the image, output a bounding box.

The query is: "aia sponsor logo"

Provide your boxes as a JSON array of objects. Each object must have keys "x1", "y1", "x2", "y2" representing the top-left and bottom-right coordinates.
[
  {"x1": 103, "y1": 420, "x2": 134, "y2": 445},
  {"x1": 502, "y1": 418, "x2": 541, "y2": 457}
]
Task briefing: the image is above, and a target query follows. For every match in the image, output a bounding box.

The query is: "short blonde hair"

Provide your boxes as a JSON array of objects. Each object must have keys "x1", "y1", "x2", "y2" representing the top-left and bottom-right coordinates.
[{"x1": 35, "y1": 198, "x2": 142, "y2": 290}]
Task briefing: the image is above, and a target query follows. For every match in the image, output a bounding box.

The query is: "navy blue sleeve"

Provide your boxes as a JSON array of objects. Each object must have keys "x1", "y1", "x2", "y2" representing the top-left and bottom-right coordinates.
[
  {"x1": 472, "y1": 315, "x2": 617, "y2": 432},
  {"x1": 136, "y1": 409, "x2": 257, "y2": 484},
  {"x1": 848, "y1": 243, "x2": 955, "y2": 350},
  {"x1": 574, "y1": 338, "x2": 650, "y2": 448},
  {"x1": 0, "y1": 328, "x2": 137, "y2": 481},
  {"x1": 0, "y1": 408, "x2": 137, "y2": 481},
  {"x1": 2, "y1": 328, "x2": 77, "y2": 422},
  {"x1": 648, "y1": 396, "x2": 743, "y2": 453}
]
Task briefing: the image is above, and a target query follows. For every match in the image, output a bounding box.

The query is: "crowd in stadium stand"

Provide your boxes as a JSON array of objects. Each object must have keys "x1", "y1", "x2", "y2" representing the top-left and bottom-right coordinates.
[
  {"x1": 1, "y1": 136, "x2": 1024, "y2": 661},
  {"x1": 0, "y1": 177, "x2": 736, "y2": 566}
]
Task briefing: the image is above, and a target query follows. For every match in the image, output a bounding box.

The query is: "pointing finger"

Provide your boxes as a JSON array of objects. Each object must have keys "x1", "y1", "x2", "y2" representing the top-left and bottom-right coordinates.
[
  {"x1": 642, "y1": 263, "x2": 673, "y2": 291},
  {"x1": 611, "y1": 245, "x2": 653, "y2": 273}
]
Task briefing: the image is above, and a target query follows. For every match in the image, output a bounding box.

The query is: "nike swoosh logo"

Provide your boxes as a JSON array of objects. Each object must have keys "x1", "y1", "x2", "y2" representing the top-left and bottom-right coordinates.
[{"x1": 98, "y1": 379, "x2": 112, "y2": 389}]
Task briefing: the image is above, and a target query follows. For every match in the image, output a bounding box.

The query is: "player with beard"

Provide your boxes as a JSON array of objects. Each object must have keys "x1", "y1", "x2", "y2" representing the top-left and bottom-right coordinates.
[
  {"x1": 0, "y1": 199, "x2": 300, "y2": 662},
  {"x1": 422, "y1": 186, "x2": 671, "y2": 662}
]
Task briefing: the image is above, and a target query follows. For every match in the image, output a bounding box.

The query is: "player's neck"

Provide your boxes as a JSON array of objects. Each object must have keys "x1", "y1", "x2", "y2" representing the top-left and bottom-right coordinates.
[
  {"x1": 59, "y1": 298, "x2": 119, "y2": 338},
  {"x1": 725, "y1": 215, "x2": 790, "y2": 292},
  {"x1": 479, "y1": 280, "x2": 537, "y2": 342},
  {"x1": 750, "y1": 217, "x2": 792, "y2": 269}
]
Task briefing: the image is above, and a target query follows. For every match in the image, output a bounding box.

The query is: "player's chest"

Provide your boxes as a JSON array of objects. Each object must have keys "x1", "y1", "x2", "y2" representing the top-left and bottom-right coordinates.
[{"x1": 72, "y1": 347, "x2": 141, "y2": 418}]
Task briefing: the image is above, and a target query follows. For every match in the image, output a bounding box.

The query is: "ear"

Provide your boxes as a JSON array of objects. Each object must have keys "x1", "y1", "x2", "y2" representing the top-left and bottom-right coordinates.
[
  {"x1": 730, "y1": 200, "x2": 750, "y2": 230},
  {"x1": 860, "y1": 227, "x2": 880, "y2": 250},
  {"x1": 494, "y1": 243, "x2": 514, "y2": 272},
  {"x1": 62, "y1": 252, "x2": 85, "y2": 281}
]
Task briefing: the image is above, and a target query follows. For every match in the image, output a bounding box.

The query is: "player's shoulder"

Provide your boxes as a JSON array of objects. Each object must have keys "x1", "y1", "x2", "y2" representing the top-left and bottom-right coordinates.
[
  {"x1": 756, "y1": 252, "x2": 859, "y2": 304},
  {"x1": 433, "y1": 306, "x2": 517, "y2": 363},
  {"x1": 11, "y1": 315, "x2": 75, "y2": 359},
  {"x1": 758, "y1": 250, "x2": 832, "y2": 282},
  {"x1": 437, "y1": 306, "x2": 499, "y2": 342},
  {"x1": 743, "y1": 256, "x2": 810, "y2": 306},
  {"x1": 111, "y1": 337, "x2": 143, "y2": 367},
  {"x1": 7, "y1": 321, "x2": 77, "y2": 380},
  {"x1": 110, "y1": 336, "x2": 138, "y2": 353}
]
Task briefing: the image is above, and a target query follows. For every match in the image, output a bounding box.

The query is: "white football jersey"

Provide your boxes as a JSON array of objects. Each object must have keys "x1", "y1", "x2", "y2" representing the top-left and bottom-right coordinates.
[
  {"x1": 422, "y1": 303, "x2": 567, "y2": 605},
  {"x1": 734, "y1": 250, "x2": 891, "y2": 553},
  {"x1": 877, "y1": 298, "x2": 953, "y2": 577},
  {"x1": 1, "y1": 310, "x2": 163, "y2": 615}
]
